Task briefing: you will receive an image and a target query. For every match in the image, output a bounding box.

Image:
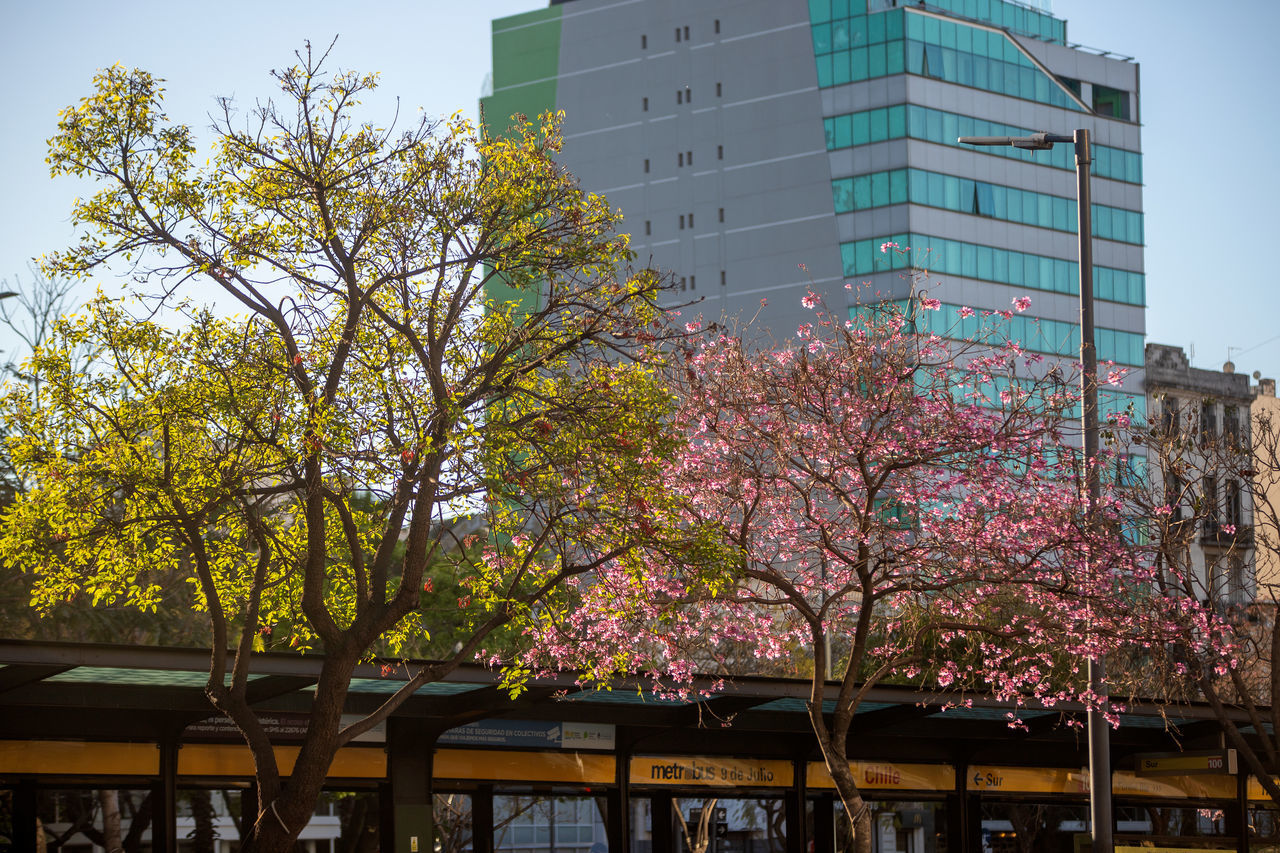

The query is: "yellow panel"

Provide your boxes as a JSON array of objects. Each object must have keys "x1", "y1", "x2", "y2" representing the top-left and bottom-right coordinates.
[
  {"x1": 1114, "y1": 770, "x2": 1235, "y2": 800},
  {"x1": 0, "y1": 740, "x2": 157, "y2": 775},
  {"x1": 1247, "y1": 775, "x2": 1280, "y2": 801},
  {"x1": 434, "y1": 749, "x2": 615, "y2": 785},
  {"x1": 630, "y1": 756, "x2": 793, "y2": 788},
  {"x1": 807, "y1": 761, "x2": 954, "y2": 792},
  {"x1": 968, "y1": 765, "x2": 1088, "y2": 794},
  {"x1": 178, "y1": 744, "x2": 385, "y2": 779},
  {"x1": 1116, "y1": 848, "x2": 1236, "y2": 853}
]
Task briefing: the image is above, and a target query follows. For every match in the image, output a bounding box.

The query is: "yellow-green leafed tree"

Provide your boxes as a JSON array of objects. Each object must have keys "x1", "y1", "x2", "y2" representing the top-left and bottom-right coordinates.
[{"x1": 12, "y1": 42, "x2": 683, "y2": 853}]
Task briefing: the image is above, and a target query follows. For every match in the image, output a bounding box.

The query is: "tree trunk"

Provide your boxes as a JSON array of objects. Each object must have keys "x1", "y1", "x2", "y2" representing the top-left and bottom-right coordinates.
[
  {"x1": 189, "y1": 789, "x2": 217, "y2": 853},
  {"x1": 827, "y1": 761, "x2": 872, "y2": 853},
  {"x1": 98, "y1": 789, "x2": 123, "y2": 853}
]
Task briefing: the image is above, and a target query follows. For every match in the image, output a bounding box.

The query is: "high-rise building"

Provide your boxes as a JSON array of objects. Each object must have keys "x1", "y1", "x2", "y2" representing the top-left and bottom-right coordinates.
[{"x1": 483, "y1": 0, "x2": 1145, "y2": 415}]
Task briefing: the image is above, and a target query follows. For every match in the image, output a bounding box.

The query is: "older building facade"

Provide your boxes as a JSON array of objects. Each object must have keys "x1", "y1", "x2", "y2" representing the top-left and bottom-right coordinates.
[{"x1": 1145, "y1": 343, "x2": 1256, "y2": 605}]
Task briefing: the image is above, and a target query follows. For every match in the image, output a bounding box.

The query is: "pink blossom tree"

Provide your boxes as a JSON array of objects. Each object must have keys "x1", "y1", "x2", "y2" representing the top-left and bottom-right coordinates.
[
  {"x1": 1105, "y1": 384, "x2": 1280, "y2": 808},
  {"x1": 526, "y1": 289, "x2": 1175, "y2": 853}
]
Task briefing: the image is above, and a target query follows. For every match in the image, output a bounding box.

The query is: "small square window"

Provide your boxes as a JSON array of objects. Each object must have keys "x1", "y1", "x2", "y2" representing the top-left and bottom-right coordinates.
[
  {"x1": 645, "y1": 220, "x2": 651, "y2": 236},
  {"x1": 716, "y1": 82, "x2": 722, "y2": 97},
  {"x1": 641, "y1": 34, "x2": 647, "y2": 49},
  {"x1": 643, "y1": 96, "x2": 648, "y2": 111},
  {"x1": 718, "y1": 207, "x2": 724, "y2": 222}
]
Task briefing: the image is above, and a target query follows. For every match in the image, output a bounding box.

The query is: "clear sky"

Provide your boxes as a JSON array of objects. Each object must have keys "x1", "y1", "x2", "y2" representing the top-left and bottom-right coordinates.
[{"x1": 2, "y1": 1, "x2": 1277, "y2": 377}]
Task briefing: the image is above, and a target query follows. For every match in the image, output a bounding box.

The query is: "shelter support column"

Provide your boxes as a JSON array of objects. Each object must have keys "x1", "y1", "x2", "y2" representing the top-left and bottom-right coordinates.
[{"x1": 388, "y1": 717, "x2": 435, "y2": 853}]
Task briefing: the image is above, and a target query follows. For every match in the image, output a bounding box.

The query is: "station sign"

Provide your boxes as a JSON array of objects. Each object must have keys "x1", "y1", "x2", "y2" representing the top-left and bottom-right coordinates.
[
  {"x1": 1134, "y1": 750, "x2": 1237, "y2": 777},
  {"x1": 1113, "y1": 770, "x2": 1235, "y2": 800},
  {"x1": 630, "y1": 756, "x2": 794, "y2": 788},
  {"x1": 967, "y1": 765, "x2": 1088, "y2": 794},
  {"x1": 807, "y1": 761, "x2": 954, "y2": 792}
]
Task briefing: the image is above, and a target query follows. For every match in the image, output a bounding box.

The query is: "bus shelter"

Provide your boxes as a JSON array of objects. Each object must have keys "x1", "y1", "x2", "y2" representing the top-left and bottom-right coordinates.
[{"x1": 0, "y1": 641, "x2": 1273, "y2": 853}]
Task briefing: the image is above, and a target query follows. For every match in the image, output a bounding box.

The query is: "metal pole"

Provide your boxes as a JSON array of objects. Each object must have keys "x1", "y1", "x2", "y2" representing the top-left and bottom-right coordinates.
[
  {"x1": 1075, "y1": 127, "x2": 1113, "y2": 853},
  {"x1": 958, "y1": 128, "x2": 1114, "y2": 850}
]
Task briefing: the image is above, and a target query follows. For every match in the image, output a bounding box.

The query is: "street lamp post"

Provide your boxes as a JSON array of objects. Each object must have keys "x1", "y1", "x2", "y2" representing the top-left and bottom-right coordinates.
[{"x1": 958, "y1": 129, "x2": 1111, "y2": 853}]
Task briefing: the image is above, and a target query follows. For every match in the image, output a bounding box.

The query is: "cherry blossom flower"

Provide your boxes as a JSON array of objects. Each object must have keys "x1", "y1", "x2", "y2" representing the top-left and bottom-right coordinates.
[{"x1": 1012, "y1": 296, "x2": 1032, "y2": 312}]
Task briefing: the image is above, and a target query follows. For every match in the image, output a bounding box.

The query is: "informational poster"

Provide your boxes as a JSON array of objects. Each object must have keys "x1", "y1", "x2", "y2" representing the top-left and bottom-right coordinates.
[
  {"x1": 182, "y1": 712, "x2": 386, "y2": 743},
  {"x1": 438, "y1": 720, "x2": 615, "y2": 751}
]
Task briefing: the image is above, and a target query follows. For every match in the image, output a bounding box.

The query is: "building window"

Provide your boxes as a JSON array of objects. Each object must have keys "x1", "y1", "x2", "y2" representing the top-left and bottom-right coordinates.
[
  {"x1": 641, "y1": 34, "x2": 647, "y2": 49},
  {"x1": 645, "y1": 220, "x2": 651, "y2": 236},
  {"x1": 1200, "y1": 402, "x2": 1218, "y2": 446},
  {"x1": 683, "y1": 25, "x2": 690, "y2": 40},
  {"x1": 675, "y1": 27, "x2": 681, "y2": 43},
  {"x1": 643, "y1": 96, "x2": 648, "y2": 112},
  {"x1": 717, "y1": 145, "x2": 723, "y2": 160},
  {"x1": 714, "y1": 19, "x2": 720, "y2": 34},
  {"x1": 720, "y1": 270, "x2": 726, "y2": 286},
  {"x1": 685, "y1": 86, "x2": 692, "y2": 103},
  {"x1": 679, "y1": 215, "x2": 685, "y2": 230},
  {"x1": 1203, "y1": 475, "x2": 1220, "y2": 529},
  {"x1": 677, "y1": 90, "x2": 683, "y2": 104},
  {"x1": 1224, "y1": 405, "x2": 1240, "y2": 446},
  {"x1": 1093, "y1": 85, "x2": 1131, "y2": 120},
  {"x1": 686, "y1": 150, "x2": 693, "y2": 165},
  {"x1": 678, "y1": 152, "x2": 684, "y2": 167},
  {"x1": 1164, "y1": 472, "x2": 1184, "y2": 520},
  {"x1": 1160, "y1": 398, "x2": 1179, "y2": 434},
  {"x1": 688, "y1": 212, "x2": 694, "y2": 227},
  {"x1": 716, "y1": 82, "x2": 722, "y2": 97},
  {"x1": 644, "y1": 158, "x2": 650, "y2": 173},
  {"x1": 1226, "y1": 480, "x2": 1243, "y2": 528},
  {"x1": 718, "y1": 207, "x2": 724, "y2": 222},
  {"x1": 690, "y1": 275, "x2": 696, "y2": 290},
  {"x1": 681, "y1": 277, "x2": 687, "y2": 291}
]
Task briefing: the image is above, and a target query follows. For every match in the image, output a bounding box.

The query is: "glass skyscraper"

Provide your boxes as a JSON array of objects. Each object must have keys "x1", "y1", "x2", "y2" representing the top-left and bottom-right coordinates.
[{"x1": 484, "y1": 0, "x2": 1144, "y2": 415}]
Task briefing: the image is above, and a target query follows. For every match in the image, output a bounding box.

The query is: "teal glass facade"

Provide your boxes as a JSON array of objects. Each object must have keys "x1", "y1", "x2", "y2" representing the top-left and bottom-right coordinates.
[
  {"x1": 913, "y1": 301, "x2": 1144, "y2": 366},
  {"x1": 831, "y1": 168, "x2": 1144, "y2": 244},
  {"x1": 809, "y1": 3, "x2": 1082, "y2": 110},
  {"x1": 810, "y1": 0, "x2": 1144, "y2": 395},
  {"x1": 823, "y1": 105, "x2": 1142, "y2": 185},
  {"x1": 839, "y1": 233, "x2": 1145, "y2": 306}
]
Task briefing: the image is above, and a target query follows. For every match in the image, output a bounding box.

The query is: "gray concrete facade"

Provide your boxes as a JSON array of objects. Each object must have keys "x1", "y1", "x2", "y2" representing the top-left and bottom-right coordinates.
[{"x1": 492, "y1": 0, "x2": 1145, "y2": 389}]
